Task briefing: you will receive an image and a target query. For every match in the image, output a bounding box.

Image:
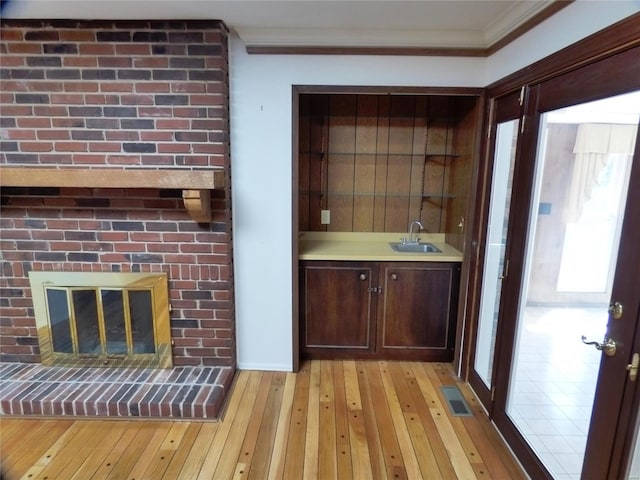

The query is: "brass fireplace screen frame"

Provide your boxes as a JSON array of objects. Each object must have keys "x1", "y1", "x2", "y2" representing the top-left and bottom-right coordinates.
[{"x1": 28, "y1": 272, "x2": 172, "y2": 368}]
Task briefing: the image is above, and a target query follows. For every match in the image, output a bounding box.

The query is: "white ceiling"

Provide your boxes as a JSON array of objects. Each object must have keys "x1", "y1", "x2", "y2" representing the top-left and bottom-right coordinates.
[{"x1": 3, "y1": 0, "x2": 561, "y2": 50}]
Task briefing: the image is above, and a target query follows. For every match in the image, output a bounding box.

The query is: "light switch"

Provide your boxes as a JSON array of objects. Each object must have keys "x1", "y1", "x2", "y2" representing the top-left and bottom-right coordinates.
[{"x1": 321, "y1": 210, "x2": 330, "y2": 224}]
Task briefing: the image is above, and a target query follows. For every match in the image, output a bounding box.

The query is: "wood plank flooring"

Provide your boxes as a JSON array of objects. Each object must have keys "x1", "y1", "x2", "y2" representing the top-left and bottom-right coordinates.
[{"x1": 0, "y1": 361, "x2": 526, "y2": 480}]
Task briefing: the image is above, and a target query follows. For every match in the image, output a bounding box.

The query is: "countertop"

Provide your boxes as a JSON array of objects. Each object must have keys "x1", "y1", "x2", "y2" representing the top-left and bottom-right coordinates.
[{"x1": 298, "y1": 232, "x2": 463, "y2": 262}]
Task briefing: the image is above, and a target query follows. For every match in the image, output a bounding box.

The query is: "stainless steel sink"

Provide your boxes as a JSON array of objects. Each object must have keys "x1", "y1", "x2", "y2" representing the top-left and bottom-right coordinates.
[{"x1": 389, "y1": 242, "x2": 441, "y2": 253}]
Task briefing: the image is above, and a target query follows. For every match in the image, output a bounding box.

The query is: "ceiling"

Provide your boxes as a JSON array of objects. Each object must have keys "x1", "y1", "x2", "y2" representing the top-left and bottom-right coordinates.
[{"x1": 3, "y1": 0, "x2": 564, "y2": 51}]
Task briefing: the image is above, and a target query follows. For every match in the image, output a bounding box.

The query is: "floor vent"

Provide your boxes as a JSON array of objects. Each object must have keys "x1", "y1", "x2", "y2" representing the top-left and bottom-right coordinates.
[{"x1": 441, "y1": 385, "x2": 473, "y2": 416}]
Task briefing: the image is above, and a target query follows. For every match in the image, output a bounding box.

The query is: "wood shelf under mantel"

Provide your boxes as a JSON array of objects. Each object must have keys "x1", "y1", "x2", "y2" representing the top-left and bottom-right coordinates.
[{"x1": 0, "y1": 166, "x2": 225, "y2": 223}]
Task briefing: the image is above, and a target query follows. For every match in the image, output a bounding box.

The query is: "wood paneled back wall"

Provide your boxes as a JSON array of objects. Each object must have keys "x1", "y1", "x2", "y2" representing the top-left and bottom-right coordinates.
[{"x1": 298, "y1": 93, "x2": 478, "y2": 243}]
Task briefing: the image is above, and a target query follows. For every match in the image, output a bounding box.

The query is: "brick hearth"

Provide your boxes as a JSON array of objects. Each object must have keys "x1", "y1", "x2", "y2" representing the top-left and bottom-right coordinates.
[{"x1": 0, "y1": 363, "x2": 235, "y2": 419}]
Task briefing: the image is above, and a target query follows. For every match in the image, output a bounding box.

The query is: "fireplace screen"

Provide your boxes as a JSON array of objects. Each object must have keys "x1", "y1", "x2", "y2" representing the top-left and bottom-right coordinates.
[{"x1": 29, "y1": 272, "x2": 172, "y2": 368}]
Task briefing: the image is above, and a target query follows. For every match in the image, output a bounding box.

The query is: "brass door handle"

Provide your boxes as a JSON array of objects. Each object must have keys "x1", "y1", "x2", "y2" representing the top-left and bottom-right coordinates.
[{"x1": 581, "y1": 335, "x2": 616, "y2": 357}]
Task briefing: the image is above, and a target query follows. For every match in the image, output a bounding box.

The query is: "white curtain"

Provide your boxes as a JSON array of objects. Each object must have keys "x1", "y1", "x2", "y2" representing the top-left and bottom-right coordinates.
[{"x1": 566, "y1": 123, "x2": 637, "y2": 222}]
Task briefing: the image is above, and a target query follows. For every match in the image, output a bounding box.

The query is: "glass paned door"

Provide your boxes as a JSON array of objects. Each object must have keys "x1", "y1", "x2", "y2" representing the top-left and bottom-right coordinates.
[
  {"x1": 505, "y1": 91, "x2": 639, "y2": 479},
  {"x1": 474, "y1": 119, "x2": 518, "y2": 388}
]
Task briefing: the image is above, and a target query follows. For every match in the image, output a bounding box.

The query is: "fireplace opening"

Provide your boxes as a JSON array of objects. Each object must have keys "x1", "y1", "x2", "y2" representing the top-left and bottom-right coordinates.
[{"x1": 29, "y1": 272, "x2": 172, "y2": 368}]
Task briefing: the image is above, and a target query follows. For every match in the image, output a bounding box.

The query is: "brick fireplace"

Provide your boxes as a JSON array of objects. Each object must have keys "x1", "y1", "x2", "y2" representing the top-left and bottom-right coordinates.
[{"x1": 0, "y1": 20, "x2": 235, "y2": 418}]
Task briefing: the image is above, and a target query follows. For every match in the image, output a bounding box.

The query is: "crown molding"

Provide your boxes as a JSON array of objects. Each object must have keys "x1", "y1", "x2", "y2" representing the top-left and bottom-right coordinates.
[
  {"x1": 483, "y1": 0, "x2": 557, "y2": 45},
  {"x1": 241, "y1": 1, "x2": 573, "y2": 57},
  {"x1": 236, "y1": 26, "x2": 484, "y2": 50}
]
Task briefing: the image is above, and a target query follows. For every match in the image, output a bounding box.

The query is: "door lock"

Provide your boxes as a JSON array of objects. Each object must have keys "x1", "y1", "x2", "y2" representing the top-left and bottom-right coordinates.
[
  {"x1": 609, "y1": 302, "x2": 624, "y2": 320},
  {"x1": 627, "y1": 353, "x2": 640, "y2": 381},
  {"x1": 581, "y1": 335, "x2": 616, "y2": 357}
]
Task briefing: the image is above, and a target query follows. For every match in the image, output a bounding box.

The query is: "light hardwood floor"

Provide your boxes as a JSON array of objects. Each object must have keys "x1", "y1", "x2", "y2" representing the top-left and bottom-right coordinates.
[{"x1": 0, "y1": 360, "x2": 526, "y2": 479}]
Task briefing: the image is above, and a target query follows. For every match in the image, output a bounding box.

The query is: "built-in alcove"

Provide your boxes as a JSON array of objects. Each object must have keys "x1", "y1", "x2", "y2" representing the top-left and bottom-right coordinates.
[{"x1": 295, "y1": 87, "x2": 482, "y2": 366}]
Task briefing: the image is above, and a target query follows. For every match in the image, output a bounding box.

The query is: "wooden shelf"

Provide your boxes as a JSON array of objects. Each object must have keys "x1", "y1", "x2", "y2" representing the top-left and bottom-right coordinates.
[
  {"x1": 300, "y1": 190, "x2": 455, "y2": 199},
  {"x1": 0, "y1": 166, "x2": 225, "y2": 223},
  {"x1": 304, "y1": 151, "x2": 460, "y2": 159}
]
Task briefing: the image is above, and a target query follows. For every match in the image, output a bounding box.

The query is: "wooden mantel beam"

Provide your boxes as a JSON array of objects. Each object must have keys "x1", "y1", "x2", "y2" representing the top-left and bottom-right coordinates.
[
  {"x1": 0, "y1": 166, "x2": 224, "y2": 190},
  {"x1": 0, "y1": 167, "x2": 225, "y2": 223}
]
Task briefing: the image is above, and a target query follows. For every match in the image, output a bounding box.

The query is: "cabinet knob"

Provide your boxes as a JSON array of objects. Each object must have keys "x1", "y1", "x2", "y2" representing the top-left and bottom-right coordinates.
[
  {"x1": 359, "y1": 273, "x2": 367, "y2": 281},
  {"x1": 391, "y1": 273, "x2": 398, "y2": 281}
]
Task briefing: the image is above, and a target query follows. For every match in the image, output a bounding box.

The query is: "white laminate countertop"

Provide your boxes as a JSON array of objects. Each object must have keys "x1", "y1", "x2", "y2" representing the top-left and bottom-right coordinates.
[{"x1": 298, "y1": 232, "x2": 463, "y2": 262}]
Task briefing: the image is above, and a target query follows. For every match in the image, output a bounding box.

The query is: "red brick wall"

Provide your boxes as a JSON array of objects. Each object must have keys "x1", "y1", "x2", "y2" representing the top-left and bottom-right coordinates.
[{"x1": 0, "y1": 20, "x2": 234, "y2": 367}]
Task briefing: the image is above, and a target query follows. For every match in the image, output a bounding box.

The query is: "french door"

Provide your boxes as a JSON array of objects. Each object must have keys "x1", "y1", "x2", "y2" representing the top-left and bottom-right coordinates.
[
  {"x1": 470, "y1": 47, "x2": 640, "y2": 479},
  {"x1": 469, "y1": 89, "x2": 522, "y2": 412}
]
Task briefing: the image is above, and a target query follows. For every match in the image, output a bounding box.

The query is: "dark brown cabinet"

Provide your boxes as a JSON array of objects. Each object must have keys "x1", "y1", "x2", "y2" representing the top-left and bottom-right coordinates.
[
  {"x1": 301, "y1": 262, "x2": 376, "y2": 352},
  {"x1": 300, "y1": 260, "x2": 460, "y2": 361}
]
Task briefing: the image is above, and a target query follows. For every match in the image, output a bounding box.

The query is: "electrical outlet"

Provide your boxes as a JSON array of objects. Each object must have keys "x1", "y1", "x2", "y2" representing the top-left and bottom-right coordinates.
[{"x1": 321, "y1": 210, "x2": 331, "y2": 225}]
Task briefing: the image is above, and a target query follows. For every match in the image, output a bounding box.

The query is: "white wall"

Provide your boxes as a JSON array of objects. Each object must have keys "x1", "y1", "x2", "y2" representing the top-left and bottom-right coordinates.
[
  {"x1": 230, "y1": 3, "x2": 638, "y2": 371},
  {"x1": 230, "y1": 44, "x2": 484, "y2": 370}
]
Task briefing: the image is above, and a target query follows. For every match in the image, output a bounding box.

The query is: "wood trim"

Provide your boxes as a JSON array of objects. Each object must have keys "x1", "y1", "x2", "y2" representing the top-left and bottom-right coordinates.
[
  {"x1": 487, "y1": 12, "x2": 640, "y2": 96},
  {"x1": 292, "y1": 87, "x2": 301, "y2": 373},
  {"x1": 293, "y1": 85, "x2": 484, "y2": 96},
  {"x1": 453, "y1": 91, "x2": 487, "y2": 377},
  {"x1": 537, "y1": 46, "x2": 640, "y2": 110},
  {"x1": 245, "y1": 1, "x2": 574, "y2": 58},
  {"x1": 0, "y1": 167, "x2": 224, "y2": 190}
]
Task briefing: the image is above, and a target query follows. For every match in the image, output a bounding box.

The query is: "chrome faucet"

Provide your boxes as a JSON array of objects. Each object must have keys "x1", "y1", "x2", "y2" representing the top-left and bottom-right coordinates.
[{"x1": 405, "y1": 220, "x2": 424, "y2": 244}]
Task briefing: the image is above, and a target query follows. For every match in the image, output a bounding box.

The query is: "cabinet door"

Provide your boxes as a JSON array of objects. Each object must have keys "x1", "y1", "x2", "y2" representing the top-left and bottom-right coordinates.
[
  {"x1": 300, "y1": 261, "x2": 376, "y2": 357},
  {"x1": 378, "y1": 263, "x2": 459, "y2": 361}
]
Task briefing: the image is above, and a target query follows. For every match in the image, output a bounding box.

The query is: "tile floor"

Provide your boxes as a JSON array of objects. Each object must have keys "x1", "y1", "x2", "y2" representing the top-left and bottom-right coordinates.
[{"x1": 507, "y1": 306, "x2": 606, "y2": 480}]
